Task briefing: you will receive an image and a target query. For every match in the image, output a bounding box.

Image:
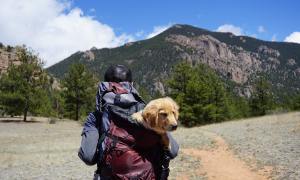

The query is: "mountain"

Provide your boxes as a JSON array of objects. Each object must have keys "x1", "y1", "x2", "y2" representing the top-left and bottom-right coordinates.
[{"x1": 47, "y1": 24, "x2": 300, "y2": 98}]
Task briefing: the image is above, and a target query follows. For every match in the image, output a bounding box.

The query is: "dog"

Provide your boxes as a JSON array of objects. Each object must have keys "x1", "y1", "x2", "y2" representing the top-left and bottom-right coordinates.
[{"x1": 131, "y1": 97, "x2": 179, "y2": 150}]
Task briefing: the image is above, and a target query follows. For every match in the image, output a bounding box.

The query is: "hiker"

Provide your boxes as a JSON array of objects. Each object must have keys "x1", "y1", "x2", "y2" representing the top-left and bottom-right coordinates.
[{"x1": 78, "y1": 64, "x2": 179, "y2": 180}]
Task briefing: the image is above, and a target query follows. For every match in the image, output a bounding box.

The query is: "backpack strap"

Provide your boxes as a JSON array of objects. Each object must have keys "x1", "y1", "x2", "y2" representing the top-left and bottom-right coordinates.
[
  {"x1": 105, "y1": 132, "x2": 136, "y2": 149},
  {"x1": 92, "y1": 110, "x2": 106, "y2": 174},
  {"x1": 93, "y1": 110, "x2": 102, "y2": 131}
]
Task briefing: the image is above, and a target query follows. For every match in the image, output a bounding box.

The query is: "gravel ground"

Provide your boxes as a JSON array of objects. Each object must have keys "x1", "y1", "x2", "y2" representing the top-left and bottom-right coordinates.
[
  {"x1": 0, "y1": 117, "x2": 207, "y2": 180},
  {"x1": 202, "y1": 112, "x2": 300, "y2": 180},
  {"x1": 0, "y1": 117, "x2": 95, "y2": 180},
  {"x1": 169, "y1": 151, "x2": 203, "y2": 180},
  {"x1": 0, "y1": 112, "x2": 299, "y2": 179}
]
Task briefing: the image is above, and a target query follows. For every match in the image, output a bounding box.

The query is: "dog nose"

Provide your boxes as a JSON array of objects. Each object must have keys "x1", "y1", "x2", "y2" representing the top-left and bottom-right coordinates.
[{"x1": 171, "y1": 125, "x2": 177, "y2": 131}]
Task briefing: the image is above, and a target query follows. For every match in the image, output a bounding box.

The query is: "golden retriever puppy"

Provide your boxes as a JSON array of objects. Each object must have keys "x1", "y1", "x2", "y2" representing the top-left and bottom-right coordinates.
[{"x1": 131, "y1": 97, "x2": 179, "y2": 150}]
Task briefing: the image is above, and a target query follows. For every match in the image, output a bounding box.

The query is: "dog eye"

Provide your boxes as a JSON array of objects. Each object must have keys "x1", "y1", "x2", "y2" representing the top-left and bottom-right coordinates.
[{"x1": 159, "y1": 113, "x2": 168, "y2": 117}]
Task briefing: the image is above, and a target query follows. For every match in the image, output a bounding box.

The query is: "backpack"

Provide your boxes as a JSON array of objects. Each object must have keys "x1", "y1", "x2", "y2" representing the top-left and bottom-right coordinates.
[
  {"x1": 94, "y1": 82, "x2": 163, "y2": 179},
  {"x1": 94, "y1": 82, "x2": 145, "y2": 158}
]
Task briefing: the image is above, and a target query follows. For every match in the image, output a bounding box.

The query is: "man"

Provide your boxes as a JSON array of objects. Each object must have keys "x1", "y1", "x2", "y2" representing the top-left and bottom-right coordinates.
[{"x1": 78, "y1": 65, "x2": 179, "y2": 179}]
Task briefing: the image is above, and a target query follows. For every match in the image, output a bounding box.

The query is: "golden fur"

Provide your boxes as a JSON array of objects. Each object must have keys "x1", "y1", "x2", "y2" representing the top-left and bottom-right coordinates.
[{"x1": 131, "y1": 97, "x2": 179, "y2": 150}]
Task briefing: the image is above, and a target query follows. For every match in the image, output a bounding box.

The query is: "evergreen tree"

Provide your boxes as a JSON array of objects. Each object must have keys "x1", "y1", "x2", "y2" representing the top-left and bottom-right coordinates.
[
  {"x1": 0, "y1": 46, "x2": 50, "y2": 121},
  {"x1": 229, "y1": 95, "x2": 250, "y2": 118},
  {"x1": 167, "y1": 62, "x2": 232, "y2": 126},
  {"x1": 167, "y1": 62, "x2": 193, "y2": 95},
  {"x1": 46, "y1": 76, "x2": 65, "y2": 118},
  {"x1": 137, "y1": 85, "x2": 152, "y2": 103},
  {"x1": 292, "y1": 92, "x2": 300, "y2": 110},
  {"x1": 250, "y1": 76, "x2": 274, "y2": 116},
  {"x1": 62, "y1": 63, "x2": 96, "y2": 120},
  {"x1": 49, "y1": 88, "x2": 65, "y2": 118},
  {"x1": 167, "y1": 62, "x2": 194, "y2": 112}
]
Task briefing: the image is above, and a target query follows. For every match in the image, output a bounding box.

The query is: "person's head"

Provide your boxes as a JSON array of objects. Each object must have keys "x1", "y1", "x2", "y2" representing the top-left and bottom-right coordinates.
[{"x1": 104, "y1": 64, "x2": 132, "y2": 82}]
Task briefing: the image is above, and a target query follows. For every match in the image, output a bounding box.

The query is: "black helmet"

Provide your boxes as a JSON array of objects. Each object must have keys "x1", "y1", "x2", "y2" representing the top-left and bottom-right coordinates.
[{"x1": 104, "y1": 64, "x2": 132, "y2": 82}]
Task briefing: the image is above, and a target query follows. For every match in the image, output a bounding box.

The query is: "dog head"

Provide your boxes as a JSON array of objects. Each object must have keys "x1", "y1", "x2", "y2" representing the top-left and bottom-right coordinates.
[{"x1": 142, "y1": 97, "x2": 179, "y2": 134}]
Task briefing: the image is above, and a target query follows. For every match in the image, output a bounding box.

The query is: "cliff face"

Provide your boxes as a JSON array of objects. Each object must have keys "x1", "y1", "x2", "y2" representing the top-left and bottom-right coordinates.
[
  {"x1": 166, "y1": 34, "x2": 263, "y2": 84},
  {"x1": 46, "y1": 24, "x2": 300, "y2": 98},
  {"x1": 164, "y1": 33, "x2": 297, "y2": 97},
  {"x1": 0, "y1": 45, "x2": 20, "y2": 75}
]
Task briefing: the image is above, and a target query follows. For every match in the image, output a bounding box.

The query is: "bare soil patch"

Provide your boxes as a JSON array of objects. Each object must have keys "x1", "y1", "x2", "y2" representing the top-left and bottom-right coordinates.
[{"x1": 182, "y1": 135, "x2": 272, "y2": 180}]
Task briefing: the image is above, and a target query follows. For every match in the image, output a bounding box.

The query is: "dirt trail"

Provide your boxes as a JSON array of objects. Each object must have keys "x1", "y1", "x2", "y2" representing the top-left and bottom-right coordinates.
[{"x1": 181, "y1": 133, "x2": 273, "y2": 180}]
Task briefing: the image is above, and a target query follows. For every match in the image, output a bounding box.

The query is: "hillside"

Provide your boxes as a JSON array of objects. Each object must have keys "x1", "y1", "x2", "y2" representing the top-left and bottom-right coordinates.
[{"x1": 47, "y1": 24, "x2": 300, "y2": 98}]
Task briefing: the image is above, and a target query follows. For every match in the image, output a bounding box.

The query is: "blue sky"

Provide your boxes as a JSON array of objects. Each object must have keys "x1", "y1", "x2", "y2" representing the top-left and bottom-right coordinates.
[
  {"x1": 74, "y1": 0, "x2": 299, "y2": 42},
  {"x1": 0, "y1": 0, "x2": 299, "y2": 66}
]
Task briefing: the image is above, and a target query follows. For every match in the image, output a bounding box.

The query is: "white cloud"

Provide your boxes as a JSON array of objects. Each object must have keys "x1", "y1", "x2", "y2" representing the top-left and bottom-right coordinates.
[
  {"x1": 271, "y1": 34, "x2": 277, "y2": 42},
  {"x1": 284, "y1": 32, "x2": 300, "y2": 44},
  {"x1": 258, "y1": 26, "x2": 266, "y2": 33},
  {"x1": 216, "y1": 24, "x2": 243, "y2": 36},
  {"x1": 135, "y1": 30, "x2": 144, "y2": 37},
  {"x1": 0, "y1": 0, "x2": 134, "y2": 67},
  {"x1": 250, "y1": 34, "x2": 257, "y2": 38},
  {"x1": 146, "y1": 24, "x2": 172, "y2": 39}
]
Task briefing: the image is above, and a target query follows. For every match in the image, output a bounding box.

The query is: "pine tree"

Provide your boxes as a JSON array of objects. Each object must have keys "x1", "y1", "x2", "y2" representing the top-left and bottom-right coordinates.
[
  {"x1": 229, "y1": 95, "x2": 250, "y2": 118},
  {"x1": 61, "y1": 63, "x2": 96, "y2": 121},
  {"x1": 167, "y1": 62, "x2": 194, "y2": 112},
  {"x1": 292, "y1": 92, "x2": 300, "y2": 110},
  {"x1": 137, "y1": 85, "x2": 152, "y2": 103},
  {"x1": 167, "y1": 62, "x2": 193, "y2": 95},
  {"x1": 0, "y1": 46, "x2": 50, "y2": 121},
  {"x1": 167, "y1": 62, "x2": 232, "y2": 126},
  {"x1": 190, "y1": 64, "x2": 231, "y2": 124},
  {"x1": 250, "y1": 76, "x2": 274, "y2": 116}
]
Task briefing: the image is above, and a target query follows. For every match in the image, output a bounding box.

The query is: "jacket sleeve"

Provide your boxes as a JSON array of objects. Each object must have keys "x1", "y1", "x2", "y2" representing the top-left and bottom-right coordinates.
[
  {"x1": 167, "y1": 132, "x2": 179, "y2": 159},
  {"x1": 78, "y1": 112, "x2": 99, "y2": 166}
]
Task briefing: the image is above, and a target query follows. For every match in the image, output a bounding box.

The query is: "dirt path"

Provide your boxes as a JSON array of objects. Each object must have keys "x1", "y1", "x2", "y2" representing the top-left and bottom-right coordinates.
[{"x1": 181, "y1": 133, "x2": 273, "y2": 180}]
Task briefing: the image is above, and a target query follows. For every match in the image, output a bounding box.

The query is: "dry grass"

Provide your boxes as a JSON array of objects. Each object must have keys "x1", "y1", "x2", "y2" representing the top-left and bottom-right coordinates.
[
  {"x1": 0, "y1": 112, "x2": 299, "y2": 180},
  {"x1": 0, "y1": 117, "x2": 94, "y2": 180}
]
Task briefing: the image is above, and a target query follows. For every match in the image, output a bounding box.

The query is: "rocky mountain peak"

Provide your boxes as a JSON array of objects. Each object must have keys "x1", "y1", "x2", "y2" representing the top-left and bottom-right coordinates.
[{"x1": 47, "y1": 24, "x2": 300, "y2": 98}]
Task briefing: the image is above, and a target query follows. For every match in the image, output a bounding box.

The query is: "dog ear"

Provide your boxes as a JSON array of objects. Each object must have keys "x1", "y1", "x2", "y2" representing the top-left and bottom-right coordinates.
[
  {"x1": 142, "y1": 104, "x2": 158, "y2": 128},
  {"x1": 166, "y1": 97, "x2": 179, "y2": 110},
  {"x1": 173, "y1": 101, "x2": 179, "y2": 111},
  {"x1": 164, "y1": 97, "x2": 179, "y2": 119}
]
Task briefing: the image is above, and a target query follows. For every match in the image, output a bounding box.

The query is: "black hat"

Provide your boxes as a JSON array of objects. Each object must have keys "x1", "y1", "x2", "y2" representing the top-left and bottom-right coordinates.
[{"x1": 104, "y1": 64, "x2": 132, "y2": 82}]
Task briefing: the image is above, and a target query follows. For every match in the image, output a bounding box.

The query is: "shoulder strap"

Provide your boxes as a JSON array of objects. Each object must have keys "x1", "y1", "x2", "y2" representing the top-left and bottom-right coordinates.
[
  {"x1": 92, "y1": 110, "x2": 103, "y2": 130},
  {"x1": 92, "y1": 110, "x2": 106, "y2": 173}
]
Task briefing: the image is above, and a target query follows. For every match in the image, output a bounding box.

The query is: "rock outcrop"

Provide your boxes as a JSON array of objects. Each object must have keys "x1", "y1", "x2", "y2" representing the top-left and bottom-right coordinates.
[
  {"x1": 165, "y1": 34, "x2": 283, "y2": 85},
  {"x1": 164, "y1": 33, "x2": 295, "y2": 96},
  {"x1": 82, "y1": 50, "x2": 95, "y2": 61},
  {"x1": 0, "y1": 45, "x2": 19, "y2": 75}
]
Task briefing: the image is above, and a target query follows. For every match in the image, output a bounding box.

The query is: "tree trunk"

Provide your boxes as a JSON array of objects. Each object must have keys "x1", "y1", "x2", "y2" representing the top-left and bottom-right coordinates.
[
  {"x1": 23, "y1": 110, "x2": 27, "y2": 122},
  {"x1": 75, "y1": 100, "x2": 79, "y2": 121},
  {"x1": 23, "y1": 106, "x2": 28, "y2": 122},
  {"x1": 23, "y1": 98, "x2": 29, "y2": 122},
  {"x1": 75, "y1": 87, "x2": 80, "y2": 121}
]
